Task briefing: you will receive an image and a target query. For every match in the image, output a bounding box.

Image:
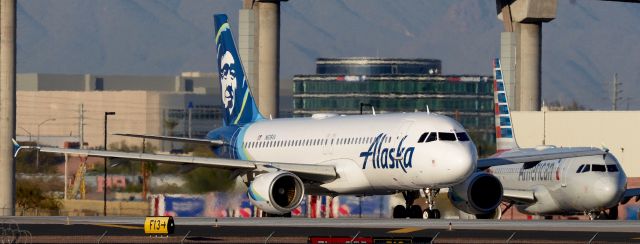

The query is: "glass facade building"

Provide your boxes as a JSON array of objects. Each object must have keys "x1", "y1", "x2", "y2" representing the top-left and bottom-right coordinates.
[
  {"x1": 293, "y1": 57, "x2": 495, "y2": 154},
  {"x1": 316, "y1": 58, "x2": 442, "y2": 76}
]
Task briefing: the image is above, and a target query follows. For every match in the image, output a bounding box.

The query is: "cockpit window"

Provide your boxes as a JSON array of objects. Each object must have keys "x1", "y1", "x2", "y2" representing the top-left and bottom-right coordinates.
[
  {"x1": 456, "y1": 132, "x2": 470, "y2": 141},
  {"x1": 418, "y1": 133, "x2": 429, "y2": 143},
  {"x1": 419, "y1": 132, "x2": 438, "y2": 143},
  {"x1": 592, "y1": 164, "x2": 606, "y2": 172},
  {"x1": 576, "y1": 164, "x2": 584, "y2": 173},
  {"x1": 581, "y1": 164, "x2": 591, "y2": 173},
  {"x1": 438, "y1": 132, "x2": 456, "y2": 141},
  {"x1": 425, "y1": 132, "x2": 437, "y2": 142},
  {"x1": 606, "y1": 164, "x2": 619, "y2": 172}
]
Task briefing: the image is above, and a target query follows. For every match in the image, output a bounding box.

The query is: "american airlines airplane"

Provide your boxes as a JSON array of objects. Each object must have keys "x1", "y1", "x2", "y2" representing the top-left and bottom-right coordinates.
[
  {"x1": 24, "y1": 15, "x2": 607, "y2": 219},
  {"x1": 488, "y1": 59, "x2": 640, "y2": 220}
]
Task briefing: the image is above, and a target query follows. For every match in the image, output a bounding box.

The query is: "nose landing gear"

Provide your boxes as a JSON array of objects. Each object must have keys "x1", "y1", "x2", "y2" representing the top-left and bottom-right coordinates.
[{"x1": 423, "y1": 188, "x2": 441, "y2": 219}]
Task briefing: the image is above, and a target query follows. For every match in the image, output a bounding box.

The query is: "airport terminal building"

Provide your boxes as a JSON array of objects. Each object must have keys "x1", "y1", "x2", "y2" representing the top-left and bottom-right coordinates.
[{"x1": 293, "y1": 57, "x2": 495, "y2": 152}]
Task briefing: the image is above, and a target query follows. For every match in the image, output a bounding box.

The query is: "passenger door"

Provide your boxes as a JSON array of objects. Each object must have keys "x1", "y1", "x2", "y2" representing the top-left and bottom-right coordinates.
[{"x1": 560, "y1": 159, "x2": 569, "y2": 187}]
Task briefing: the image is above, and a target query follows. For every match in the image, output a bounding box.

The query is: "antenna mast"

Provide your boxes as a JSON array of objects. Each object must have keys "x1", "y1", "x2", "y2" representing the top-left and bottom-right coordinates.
[{"x1": 611, "y1": 73, "x2": 622, "y2": 111}]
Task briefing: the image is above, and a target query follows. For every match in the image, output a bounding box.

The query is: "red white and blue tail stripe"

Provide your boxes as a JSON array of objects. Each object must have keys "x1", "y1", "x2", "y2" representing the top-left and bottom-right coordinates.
[{"x1": 494, "y1": 58, "x2": 519, "y2": 152}]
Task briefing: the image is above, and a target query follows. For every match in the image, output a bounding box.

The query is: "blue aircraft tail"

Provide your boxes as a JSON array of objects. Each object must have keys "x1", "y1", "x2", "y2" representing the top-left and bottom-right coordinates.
[{"x1": 214, "y1": 14, "x2": 263, "y2": 126}]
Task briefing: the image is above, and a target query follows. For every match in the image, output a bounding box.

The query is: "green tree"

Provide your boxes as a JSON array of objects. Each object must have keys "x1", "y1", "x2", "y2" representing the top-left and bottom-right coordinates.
[
  {"x1": 16, "y1": 178, "x2": 61, "y2": 212},
  {"x1": 163, "y1": 119, "x2": 180, "y2": 151},
  {"x1": 103, "y1": 140, "x2": 159, "y2": 174},
  {"x1": 182, "y1": 145, "x2": 236, "y2": 193},
  {"x1": 183, "y1": 168, "x2": 235, "y2": 193}
]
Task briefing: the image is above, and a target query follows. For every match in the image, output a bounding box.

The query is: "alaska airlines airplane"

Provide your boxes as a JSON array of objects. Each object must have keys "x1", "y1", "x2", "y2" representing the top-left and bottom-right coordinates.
[
  {"x1": 26, "y1": 15, "x2": 607, "y2": 219},
  {"x1": 488, "y1": 59, "x2": 640, "y2": 220}
]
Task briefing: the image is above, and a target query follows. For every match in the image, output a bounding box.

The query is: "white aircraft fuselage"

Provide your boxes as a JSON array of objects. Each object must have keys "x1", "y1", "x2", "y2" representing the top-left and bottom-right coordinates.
[
  {"x1": 228, "y1": 112, "x2": 477, "y2": 195},
  {"x1": 490, "y1": 149, "x2": 626, "y2": 215}
]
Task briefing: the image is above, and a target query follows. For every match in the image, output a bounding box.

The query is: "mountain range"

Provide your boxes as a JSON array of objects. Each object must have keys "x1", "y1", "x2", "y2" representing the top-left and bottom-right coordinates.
[{"x1": 16, "y1": 0, "x2": 640, "y2": 110}]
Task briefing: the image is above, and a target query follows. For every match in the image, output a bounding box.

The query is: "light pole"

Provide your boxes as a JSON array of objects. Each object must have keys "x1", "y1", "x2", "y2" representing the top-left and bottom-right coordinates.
[
  {"x1": 36, "y1": 118, "x2": 56, "y2": 169},
  {"x1": 103, "y1": 111, "x2": 115, "y2": 216},
  {"x1": 18, "y1": 126, "x2": 32, "y2": 141}
]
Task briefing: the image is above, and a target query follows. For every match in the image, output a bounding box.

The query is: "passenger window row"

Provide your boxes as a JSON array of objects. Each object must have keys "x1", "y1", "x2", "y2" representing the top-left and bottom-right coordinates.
[
  {"x1": 494, "y1": 167, "x2": 519, "y2": 174},
  {"x1": 418, "y1": 132, "x2": 470, "y2": 143},
  {"x1": 576, "y1": 164, "x2": 618, "y2": 173},
  {"x1": 244, "y1": 135, "x2": 395, "y2": 149}
]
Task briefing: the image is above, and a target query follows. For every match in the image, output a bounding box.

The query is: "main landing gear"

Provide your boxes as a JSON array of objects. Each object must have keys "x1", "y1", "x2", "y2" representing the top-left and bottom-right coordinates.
[
  {"x1": 588, "y1": 206, "x2": 618, "y2": 220},
  {"x1": 392, "y1": 191, "x2": 420, "y2": 218},
  {"x1": 392, "y1": 188, "x2": 441, "y2": 219}
]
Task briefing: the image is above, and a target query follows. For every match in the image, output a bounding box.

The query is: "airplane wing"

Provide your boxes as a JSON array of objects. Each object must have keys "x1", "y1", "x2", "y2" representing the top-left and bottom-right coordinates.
[
  {"x1": 114, "y1": 133, "x2": 224, "y2": 147},
  {"x1": 37, "y1": 147, "x2": 337, "y2": 183},
  {"x1": 477, "y1": 147, "x2": 606, "y2": 170},
  {"x1": 502, "y1": 189, "x2": 535, "y2": 204},
  {"x1": 621, "y1": 188, "x2": 640, "y2": 204}
]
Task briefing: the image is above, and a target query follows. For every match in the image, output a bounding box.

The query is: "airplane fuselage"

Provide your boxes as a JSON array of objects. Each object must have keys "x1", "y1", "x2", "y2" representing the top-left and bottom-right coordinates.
[
  {"x1": 490, "y1": 150, "x2": 626, "y2": 215},
  {"x1": 208, "y1": 112, "x2": 477, "y2": 195}
]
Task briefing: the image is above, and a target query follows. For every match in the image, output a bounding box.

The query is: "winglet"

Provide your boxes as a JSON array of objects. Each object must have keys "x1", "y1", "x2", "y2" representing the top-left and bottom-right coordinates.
[{"x1": 12, "y1": 139, "x2": 22, "y2": 158}]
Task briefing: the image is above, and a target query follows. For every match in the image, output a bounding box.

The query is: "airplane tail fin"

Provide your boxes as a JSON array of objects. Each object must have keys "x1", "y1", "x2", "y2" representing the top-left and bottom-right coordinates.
[
  {"x1": 493, "y1": 58, "x2": 519, "y2": 151},
  {"x1": 214, "y1": 14, "x2": 263, "y2": 126}
]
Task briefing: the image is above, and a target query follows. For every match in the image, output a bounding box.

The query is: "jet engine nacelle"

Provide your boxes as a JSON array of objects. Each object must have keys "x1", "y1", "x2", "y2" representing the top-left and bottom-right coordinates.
[
  {"x1": 247, "y1": 171, "x2": 305, "y2": 215},
  {"x1": 448, "y1": 172, "x2": 503, "y2": 215}
]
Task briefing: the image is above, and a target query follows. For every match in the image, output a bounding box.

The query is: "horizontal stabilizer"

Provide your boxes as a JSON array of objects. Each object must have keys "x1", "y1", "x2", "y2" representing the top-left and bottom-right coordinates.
[{"x1": 114, "y1": 133, "x2": 224, "y2": 146}]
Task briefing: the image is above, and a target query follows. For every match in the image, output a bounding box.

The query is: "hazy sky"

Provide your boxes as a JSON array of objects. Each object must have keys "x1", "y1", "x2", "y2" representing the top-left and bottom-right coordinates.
[{"x1": 15, "y1": 0, "x2": 640, "y2": 109}]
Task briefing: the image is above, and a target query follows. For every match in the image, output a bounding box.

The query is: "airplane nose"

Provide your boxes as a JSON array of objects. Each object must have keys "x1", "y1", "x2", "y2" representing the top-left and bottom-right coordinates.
[
  {"x1": 594, "y1": 177, "x2": 621, "y2": 207},
  {"x1": 446, "y1": 143, "x2": 476, "y2": 182}
]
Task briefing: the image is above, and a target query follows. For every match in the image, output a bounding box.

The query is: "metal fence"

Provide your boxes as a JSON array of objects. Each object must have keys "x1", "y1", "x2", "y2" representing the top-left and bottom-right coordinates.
[{"x1": 0, "y1": 219, "x2": 32, "y2": 244}]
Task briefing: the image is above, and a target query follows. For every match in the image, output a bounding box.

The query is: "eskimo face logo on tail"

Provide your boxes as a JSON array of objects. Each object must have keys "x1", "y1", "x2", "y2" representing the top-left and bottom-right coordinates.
[
  {"x1": 220, "y1": 51, "x2": 237, "y2": 114},
  {"x1": 360, "y1": 134, "x2": 415, "y2": 173}
]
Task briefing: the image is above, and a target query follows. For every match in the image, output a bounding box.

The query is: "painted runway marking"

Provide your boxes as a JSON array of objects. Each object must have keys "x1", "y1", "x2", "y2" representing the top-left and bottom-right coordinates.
[
  {"x1": 388, "y1": 227, "x2": 425, "y2": 234},
  {"x1": 94, "y1": 224, "x2": 144, "y2": 230}
]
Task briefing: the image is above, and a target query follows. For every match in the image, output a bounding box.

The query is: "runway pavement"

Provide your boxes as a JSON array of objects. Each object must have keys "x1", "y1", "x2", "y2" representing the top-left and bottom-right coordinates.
[{"x1": 1, "y1": 217, "x2": 639, "y2": 243}]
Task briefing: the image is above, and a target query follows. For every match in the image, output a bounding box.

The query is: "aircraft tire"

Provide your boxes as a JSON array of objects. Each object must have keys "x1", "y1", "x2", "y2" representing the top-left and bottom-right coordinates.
[
  {"x1": 423, "y1": 209, "x2": 433, "y2": 219},
  {"x1": 408, "y1": 205, "x2": 422, "y2": 218},
  {"x1": 595, "y1": 212, "x2": 608, "y2": 220},
  {"x1": 432, "y1": 209, "x2": 441, "y2": 219},
  {"x1": 608, "y1": 206, "x2": 618, "y2": 220},
  {"x1": 263, "y1": 212, "x2": 292, "y2": 218},
  {"x1": 393, "y1": 205, "x2": 406, "y2": 218},
  {"x1": 475, "y1": 213, "x2": 493, "y2": 219}
]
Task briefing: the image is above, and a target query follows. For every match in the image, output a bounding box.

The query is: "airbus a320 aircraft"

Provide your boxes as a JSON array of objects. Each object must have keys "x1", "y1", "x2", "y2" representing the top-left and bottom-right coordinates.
[
  {"x1": 25, "y1": 15, "x2": 606, "y2": 219},
  {"x1": 488, "y1": 59, "x2": 640, "y2": 219}
]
